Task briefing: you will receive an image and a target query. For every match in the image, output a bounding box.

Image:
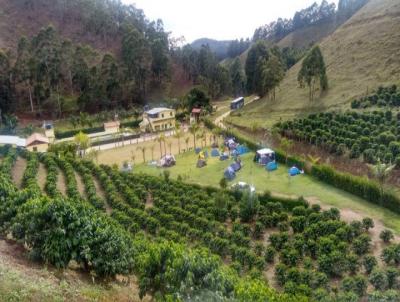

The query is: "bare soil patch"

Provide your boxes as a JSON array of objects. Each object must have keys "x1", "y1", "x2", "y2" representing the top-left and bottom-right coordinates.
[
  {"x1": 74, "y1": 171, "x2": 87, "y2": 199},
  {"x1": 56, "y1": 168, "x2": 67, "y2": 196},
  {"x1": 11, "y1": 156, "x2": 27, "y2": 188},
  {"x1": 37, "y1": 163, "x2": 47, "y2": 192}
]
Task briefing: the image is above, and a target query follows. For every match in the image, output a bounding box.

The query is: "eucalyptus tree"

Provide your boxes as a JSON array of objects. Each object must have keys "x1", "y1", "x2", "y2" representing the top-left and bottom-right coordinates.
[{"x1": 298, "y1": 45, "x2": 328, "y2": 101}]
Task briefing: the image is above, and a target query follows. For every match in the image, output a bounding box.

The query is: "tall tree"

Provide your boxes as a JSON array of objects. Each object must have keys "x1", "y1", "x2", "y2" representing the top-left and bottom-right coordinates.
[
  {"x1": 298, "y1": 45, "x2": 328, "y2": 101},
  {"x1": 13, "y1": 37, "x2": 35, "y2": 112},
  {"x1": 258, "y1": 54, "x2": 285, "y2": 100},
  {"x1": 122, "y1": 25, "x2": 151, "y2": 103},
  {"x1": 230, "y1": 58, "x2": 246, "y2": 97},
  {"x1": 0, "y1": 50, "x2": 14, "y2": 117},
  {"x1": 245, "y1": 41, "x2": 269, "y2": 94}
]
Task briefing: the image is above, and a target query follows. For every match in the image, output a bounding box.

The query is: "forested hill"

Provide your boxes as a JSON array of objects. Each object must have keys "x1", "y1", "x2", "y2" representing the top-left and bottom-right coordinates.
[
  {"x1": 0, "y1": 0, "x2": 149, "y2": 54},
  {"x1": 191, "y1": 38, "x2": 232, "y2": 60},
  {"x1": 253, "y1": 0, "x2": 369, "y2": 48}
]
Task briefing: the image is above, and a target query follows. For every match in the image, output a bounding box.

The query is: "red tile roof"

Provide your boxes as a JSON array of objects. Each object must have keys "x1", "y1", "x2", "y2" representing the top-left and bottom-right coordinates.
[
  {"x1": 26, "y1": 133, "x2": 49, "y2": 146},
  {"x1": 192, "y1": 108, "x2": 201, "y2": 114}
]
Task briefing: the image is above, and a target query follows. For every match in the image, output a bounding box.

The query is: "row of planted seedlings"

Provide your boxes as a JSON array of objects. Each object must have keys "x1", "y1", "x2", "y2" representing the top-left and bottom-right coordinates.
[
  {"x1": 105, "y1": 169, "x2": 283, "y2": 271},
  {"x1": 26, "y1": 151, "x2": 400, "y2": 298},
  {"x1": 104, "y1": 170, "x2": 400, "y2": 298},
  {"x1": 68, "y1": 158, "x2": 105, "y2": 210},
  {"x1": 40, "y1": 153, "x2": 62, "y2": 198},
  {"x1": 54, "y1": 155, "x2": 81, "y2": 200},
  {"x1": 81, "y1": 160, "x2": 148, "y2": 234}
]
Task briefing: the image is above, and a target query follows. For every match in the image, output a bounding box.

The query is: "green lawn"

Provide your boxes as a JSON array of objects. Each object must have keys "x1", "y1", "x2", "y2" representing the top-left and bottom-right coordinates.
[{"x1": 134, "y1": 151, "x2": 400, "y2": 233}]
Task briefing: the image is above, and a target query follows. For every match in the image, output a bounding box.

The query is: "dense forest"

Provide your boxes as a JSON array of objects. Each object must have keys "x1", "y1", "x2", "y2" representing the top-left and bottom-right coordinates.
[
  {"x1": 0, "y1": 0, "x2": 253, "y2": 118},
  {"x1": 253, "y1": 0, "x2": 368, "y2": 42}
]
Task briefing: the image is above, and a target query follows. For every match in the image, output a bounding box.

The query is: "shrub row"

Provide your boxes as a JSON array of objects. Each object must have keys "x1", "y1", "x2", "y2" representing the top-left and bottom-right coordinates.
[
  {"x1": 311, "y1": 165, "x2": 400, "y2": 214},
  {"x1": 54, "y1": 120, "x2": 142, "y2": 139}
]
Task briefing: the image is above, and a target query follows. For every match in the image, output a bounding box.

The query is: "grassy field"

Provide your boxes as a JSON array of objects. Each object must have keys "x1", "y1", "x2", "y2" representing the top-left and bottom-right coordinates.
[
  {"x1": 96, "y1": 130, "x2": 213, "y2": 167},
  {"x1": 228, "y1": 0, "x2": 400, "y2": 129},
  {"x1": 134, "y1": 151, "x2": 400, "y2": 233}
]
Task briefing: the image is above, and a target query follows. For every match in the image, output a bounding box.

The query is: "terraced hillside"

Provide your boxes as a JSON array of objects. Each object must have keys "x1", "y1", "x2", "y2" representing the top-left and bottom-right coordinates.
[{"x1": 230, "y1": 0, "x2": 400, "y2": 128}]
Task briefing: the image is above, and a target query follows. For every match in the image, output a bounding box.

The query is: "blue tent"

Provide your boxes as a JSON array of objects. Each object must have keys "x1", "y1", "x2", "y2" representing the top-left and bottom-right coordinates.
[
  {"x1": 211, "y1": 149, "x2": 220, "y2": 157},
  {"x1": 289, "y1": 166, "x2": 301, "y2": 176},
  {"x1": 230, "y1": 162, "x2": 241, "y2": 172},
  {"x1": 266, "y1": 161, "x2": 278, "y2": 171},
  {"x1": 236, "y1": 145, "x2": 249, "y2": 155},
  {"x1": 220, "y1": 154, "x2": 229, "y2": 161},
  {"x1": 224, "y1": 166, "x2": 236, "y2": 180}
]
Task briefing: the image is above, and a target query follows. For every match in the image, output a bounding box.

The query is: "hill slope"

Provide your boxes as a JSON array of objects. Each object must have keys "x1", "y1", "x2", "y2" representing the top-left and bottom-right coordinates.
[
  {"x1": 191, "y1": 38, "x2": 232, "y2": 59},
  {"x1": 276, "y1": 19, "x2": 338, "y2": 49},
  {"x1": 233, "y1": 0, "x2": 400, "y2": 128}
]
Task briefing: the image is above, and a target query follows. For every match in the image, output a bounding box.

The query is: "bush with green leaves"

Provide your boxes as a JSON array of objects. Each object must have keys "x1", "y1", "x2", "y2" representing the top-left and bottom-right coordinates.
[
  {"x1": 363, "y1": 255, "x2": 378, "y2": 275},
  {"x1": 380, "y1": 229, "x2": 395, "y2": 243}
]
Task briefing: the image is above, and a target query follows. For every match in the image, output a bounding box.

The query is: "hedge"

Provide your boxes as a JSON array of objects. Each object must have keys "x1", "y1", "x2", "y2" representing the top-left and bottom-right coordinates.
[
  {"x1": 311, "y1": 164, "x2": 400, "y2": 214},
  {"x1": 55, "y1": 126, "x2": 104, "y2": 139},
  {"x1": 55, "y1": 120, "x2": 142, "y2": 139}
]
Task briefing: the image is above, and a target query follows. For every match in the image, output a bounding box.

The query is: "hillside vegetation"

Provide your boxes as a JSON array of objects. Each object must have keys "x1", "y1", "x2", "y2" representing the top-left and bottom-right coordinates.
[{"x1": 231, "y1": 0, "x2": 400, "y2": 128}]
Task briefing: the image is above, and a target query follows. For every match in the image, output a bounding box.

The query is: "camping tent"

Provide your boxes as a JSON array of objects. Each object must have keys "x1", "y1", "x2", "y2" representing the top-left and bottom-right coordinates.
[
  {"x1": 159, "y1": 155, "x2": 176, "y2": 167},
  {"x1": 211, "y1": 149, "x2": 220, "y2": 157},
  {"x1": 197, "y1": 159, "x2": 207, "y2": 168},
  {"x1": 236, "y1": 145, "x2": 249, "y2": 155},
  {"x1": 225, "y1": 138, "x2": 237, "y2": 150},
  {"x1": 289, "y1": 166, "x2": 302, "y2": 176},
  {"x1": 254, "y1": 148, "x2": 275, "y2": 165},
  {"x1": 220, "y1": 151, "x2": 229, "y2": 161},
  {"x1": 224, "y1": 166, "x2": 236, "y2": 180},
  {"x1": 230, "y1": 161, "x2": 242, "y2": 172},
  {"x1": 266, "y1": 161, "x2": 278, "y2": 171}
]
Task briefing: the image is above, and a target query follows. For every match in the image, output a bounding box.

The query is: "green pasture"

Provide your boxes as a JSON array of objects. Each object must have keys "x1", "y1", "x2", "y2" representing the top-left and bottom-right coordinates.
[{"x1": 134, "y1": 151, "x2": 400, "y2": 233}]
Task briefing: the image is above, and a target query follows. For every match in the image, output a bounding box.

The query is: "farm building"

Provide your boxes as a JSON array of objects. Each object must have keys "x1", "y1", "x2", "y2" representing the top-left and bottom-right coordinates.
[
  {"x1": 140, "y1": 107, "x2": 176, "y2": 132},
  {"x1": 190, "y1": 108, "x2": 202, "y2": 124},
  {"x1": 104, "y1": 121, "x2": 121, "y2": 134},
  {"x1": 25, "y1": 133, "x2": 50, "y2": 152}
]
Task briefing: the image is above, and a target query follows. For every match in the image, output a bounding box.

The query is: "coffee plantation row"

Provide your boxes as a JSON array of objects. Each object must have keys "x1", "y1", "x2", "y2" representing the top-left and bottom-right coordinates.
[
  {"x1": 0, "y1": 146, "x2": 399, "y2": 301},
  {"x1": 351, "y1": 85, "x2": 400, "y2": 109},
  {"x1": 277, "y1": 110, "x2": 400, "y2": 166}
]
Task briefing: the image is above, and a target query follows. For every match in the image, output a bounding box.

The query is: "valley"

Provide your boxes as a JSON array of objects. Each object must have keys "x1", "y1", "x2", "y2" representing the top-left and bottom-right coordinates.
[{"x1": 1, "y1": 0, "x2": 400, "y2": 301}]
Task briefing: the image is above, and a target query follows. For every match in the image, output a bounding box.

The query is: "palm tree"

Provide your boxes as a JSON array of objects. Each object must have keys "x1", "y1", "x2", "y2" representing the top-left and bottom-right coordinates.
[
  {"x1": 167, "y1": 141, "x2": 172, "y2": 155},
  {"x1": 185, "y1": 137, "x2": 190, "y2": 152},
  {"x1": 156, "y1": 134, "x2": 165, "y2": 158},
  {"x1": 150, "y1": 144, "x2": 155, "y2": 161},
  {"x1": 212, "y1": 128, "x2": 220, "y2": 146},
  {"x1": 280, "y1": 137, "x2": 293, "y2": 164},
  {"x1": 161, "y1": 133, "x2": 167, "y2": 155},
  {"x1": 130, "y1": 150, "x2": 136, "y2": 165},
  {"x1": 189, "y1": 123, "x2": 199, "y2": 149},
  {"x1": 174, "y1": 129, "x2": 183, "y2": 154},
  {"x1": 137, "y1": 146, "x2": 146, "y2": 163},
  {"x1": 369, "y1": 160, "x2": 395, "y2": 203}
]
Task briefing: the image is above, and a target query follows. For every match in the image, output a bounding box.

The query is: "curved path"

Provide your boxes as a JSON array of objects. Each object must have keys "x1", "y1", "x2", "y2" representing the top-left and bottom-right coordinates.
[{"x1": 214, "y1": 96, "x2": 259, "y2": 129}]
